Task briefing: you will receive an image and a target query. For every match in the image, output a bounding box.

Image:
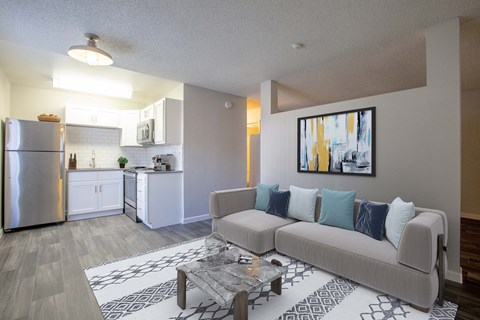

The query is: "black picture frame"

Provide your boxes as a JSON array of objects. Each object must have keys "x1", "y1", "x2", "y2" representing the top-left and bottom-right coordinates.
[{"x1": 297, "y1": 106, "x2": 376, "y2": 176}]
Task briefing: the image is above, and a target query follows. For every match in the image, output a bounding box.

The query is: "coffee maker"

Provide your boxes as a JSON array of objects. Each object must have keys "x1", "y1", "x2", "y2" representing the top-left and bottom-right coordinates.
[
  {"x1": 152, "y1": 154, "x2": 176, "y2": 171},
  {"x1": 161, "y1": 154, "x2": 176, "y2": 171}
]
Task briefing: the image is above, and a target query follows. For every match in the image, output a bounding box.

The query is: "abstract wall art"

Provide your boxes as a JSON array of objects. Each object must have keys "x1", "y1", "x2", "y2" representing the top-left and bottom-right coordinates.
[{"x1": 298, "y1": 107, "x2": 375, "y2": 176}]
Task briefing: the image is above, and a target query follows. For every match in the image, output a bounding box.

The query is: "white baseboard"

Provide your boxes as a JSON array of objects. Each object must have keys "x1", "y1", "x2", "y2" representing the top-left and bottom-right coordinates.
[
  {"x1": 183, "y1": 214, "x2": 210, "y2": 224},
  {"x1": 446, "y1": 268, "x2": 463, "y2": 283},
  {"x1": 67, "y1": 210, "x2": 123, "y2": 221}
]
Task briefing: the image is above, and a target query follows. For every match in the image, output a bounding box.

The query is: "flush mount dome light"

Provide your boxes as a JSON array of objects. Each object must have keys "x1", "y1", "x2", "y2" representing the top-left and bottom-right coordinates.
[{"x1": 68, "y1": 33, "x2": 113, "y2": 66}]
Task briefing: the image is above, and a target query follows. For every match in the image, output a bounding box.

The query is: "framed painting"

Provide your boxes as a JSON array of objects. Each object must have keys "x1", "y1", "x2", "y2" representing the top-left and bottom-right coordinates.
[{"x1": 297, "y1": 107, "x2": 375, "y2": 176}]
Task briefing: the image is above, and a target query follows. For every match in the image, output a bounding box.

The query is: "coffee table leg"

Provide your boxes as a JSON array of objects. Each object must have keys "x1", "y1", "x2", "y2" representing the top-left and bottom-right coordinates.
[
  {"x1": 271, "y1": 259, "x2": 282, "y2": 295},
  {"x1": 234, "y1": 290, "x2": 248, "y2": 320},
  {"x1": 177, "y1": 270, "x2": 186, "y2": 309}
]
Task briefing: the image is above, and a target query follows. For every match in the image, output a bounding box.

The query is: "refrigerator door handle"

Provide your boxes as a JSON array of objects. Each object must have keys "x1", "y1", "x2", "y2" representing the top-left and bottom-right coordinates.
[{"x1": 59, "y1": 154, "x2": 65, "y2": 180}]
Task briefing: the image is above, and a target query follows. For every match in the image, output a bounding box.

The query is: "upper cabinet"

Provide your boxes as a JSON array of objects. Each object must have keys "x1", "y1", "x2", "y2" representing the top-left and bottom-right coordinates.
[
  {"x1": 139, "y1": 104, "x2": 154, "y2": 122},
  {"x1": 154, "y1": 98, "x2": 182, "y2": 145},
  {"x1": 119, "y1": 110, "x2": 140, "y2": 147},
  {"x1": 65, "y1": 105, "x2": 119, "y2": 128}
]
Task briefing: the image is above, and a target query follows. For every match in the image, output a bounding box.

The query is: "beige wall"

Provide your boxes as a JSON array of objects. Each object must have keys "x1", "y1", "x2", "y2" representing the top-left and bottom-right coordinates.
[
  {"x1": 10, "y1": 85, "x2": 142, "y2": 121},
  {"x1": 0, "y1": 66, "x2": 11, "y2": 232},
  {"x1": 183, "y1": 84, "x2": 246, "y2": 220},
  {"x1": 461, "y1": 89, "x2": 480, "y2": 216},
  {"x1": 260, "y1": 19, "x2": 462, "y2": 280}
]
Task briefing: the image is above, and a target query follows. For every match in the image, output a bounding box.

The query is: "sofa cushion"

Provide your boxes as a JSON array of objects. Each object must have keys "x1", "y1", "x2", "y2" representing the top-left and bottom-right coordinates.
[
  {"x1": 385, "y1": 197, "x2": 415, "y2": 249},
  {"x1": 275, "y1": 222, "x2": 438, "y2": 309},
  {"x1": 266, "y1": 190, "x2": 290, "y2": 218},
  {"x1": 355, "y1": 200, "x2": 389, "y2": 241},
  {"x1": 216, "y1": 209, "x2": 296, "y2": 254},
  {"x1": 319, "y1": 188, "x2": 356, "y2": 230},
  {"x1": 254, "y1": 183, "x2": 279, "y2": 211},
  {"x1": 287, "y1": 185, "x2": 318, "y2": 222}
]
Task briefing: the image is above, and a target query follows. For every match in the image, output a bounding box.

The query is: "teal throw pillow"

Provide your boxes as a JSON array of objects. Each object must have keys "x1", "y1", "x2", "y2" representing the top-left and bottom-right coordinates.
[
  {"x1": 319, "y1": 188, "x2": 356, "y2": 230},
  {"x1": 385, "y1": 197, "x2": 415, "y2": 249},
  {"x1": 255, "y1": 183, "x2": 279, "y2": 211},
  {"x1": 287, "y1": 185, "x2": 318, "y2": 222}
]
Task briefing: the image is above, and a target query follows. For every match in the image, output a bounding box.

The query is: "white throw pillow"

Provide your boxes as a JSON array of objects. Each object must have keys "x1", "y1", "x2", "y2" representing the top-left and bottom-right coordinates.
[
  {"x1": 287, "y1": 185, "x2": 318, "y2": 222},
  {"x1": 385, "y1": 197, "x2": 415, "y2": 249}
]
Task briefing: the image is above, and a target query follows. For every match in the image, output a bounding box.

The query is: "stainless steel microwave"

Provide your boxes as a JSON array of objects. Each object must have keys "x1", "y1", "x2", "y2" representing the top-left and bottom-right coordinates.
[{"x1": 137, "y1": 119, "x2": 155, "y2": 145}]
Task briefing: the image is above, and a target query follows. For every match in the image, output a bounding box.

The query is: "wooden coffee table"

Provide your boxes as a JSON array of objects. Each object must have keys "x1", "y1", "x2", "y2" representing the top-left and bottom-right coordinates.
[{"x1": 176, "y1": 247, "x2": 285, "y2": 320}]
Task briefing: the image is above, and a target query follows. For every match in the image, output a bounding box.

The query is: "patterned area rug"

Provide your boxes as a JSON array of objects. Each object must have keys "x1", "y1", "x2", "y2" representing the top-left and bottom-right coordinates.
[{"x1": 84, "y1": 238, "x2": 457, "y2": 320}]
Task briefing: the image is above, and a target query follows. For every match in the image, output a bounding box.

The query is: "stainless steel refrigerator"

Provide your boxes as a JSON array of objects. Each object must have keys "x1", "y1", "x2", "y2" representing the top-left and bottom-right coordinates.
[{"x1": 4, "y1": 118, "x2": 65, "y2": 231}]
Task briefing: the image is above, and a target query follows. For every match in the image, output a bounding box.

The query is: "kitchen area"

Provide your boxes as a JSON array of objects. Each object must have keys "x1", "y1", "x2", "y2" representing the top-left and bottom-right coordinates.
[{"x1": 3, "y1": 96, "x2": 184, "y2": 232}]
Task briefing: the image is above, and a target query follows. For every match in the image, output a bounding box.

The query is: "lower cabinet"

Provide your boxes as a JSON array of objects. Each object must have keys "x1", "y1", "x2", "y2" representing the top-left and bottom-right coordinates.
[
  {"x1": 137, "y1": 172, "x2": 182, "y2": 229},
  {"x1": 68, "y1": 170, "x2": 123, "y2": 219}
]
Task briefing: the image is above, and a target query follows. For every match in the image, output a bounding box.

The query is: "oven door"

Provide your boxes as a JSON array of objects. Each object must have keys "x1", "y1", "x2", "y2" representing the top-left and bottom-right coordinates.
[{"x1": 123, "y1": 171, "x2": 137, "y2": 208}]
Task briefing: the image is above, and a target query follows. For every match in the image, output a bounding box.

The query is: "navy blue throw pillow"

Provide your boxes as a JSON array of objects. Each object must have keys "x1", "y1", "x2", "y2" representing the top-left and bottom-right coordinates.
[
  {"x1": 355, "y1": 200, "x2": 389, "y2": 241},
  {"x1": 266, "y1": 190, "x2": 290, "y2": 218}
]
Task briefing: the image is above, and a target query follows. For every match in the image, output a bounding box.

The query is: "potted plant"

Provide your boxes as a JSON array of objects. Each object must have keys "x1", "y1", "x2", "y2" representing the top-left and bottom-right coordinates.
[{"x1": 117, "y1": 156, "x2": 128, "y2": 168}]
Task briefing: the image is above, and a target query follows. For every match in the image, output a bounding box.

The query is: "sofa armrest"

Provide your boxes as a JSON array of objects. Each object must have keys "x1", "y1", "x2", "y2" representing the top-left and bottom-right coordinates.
[
  {"x1": 397, "y1": 212, "x2": 445, "y2": 273},
  {"x1": 209, "y1": 188, "x2": 256, "y2": 218}
]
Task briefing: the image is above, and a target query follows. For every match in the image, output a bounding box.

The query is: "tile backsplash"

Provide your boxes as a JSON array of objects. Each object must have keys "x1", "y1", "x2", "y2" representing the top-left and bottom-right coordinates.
[{"x1": 65, "y1": 126, "x2": 183, "y2": 169}]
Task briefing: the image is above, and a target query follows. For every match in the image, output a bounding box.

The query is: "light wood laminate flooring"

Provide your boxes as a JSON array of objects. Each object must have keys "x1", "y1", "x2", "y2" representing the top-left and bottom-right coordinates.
[{"x1": 0, "y1": 214, "x2": 212, "y2": 320}]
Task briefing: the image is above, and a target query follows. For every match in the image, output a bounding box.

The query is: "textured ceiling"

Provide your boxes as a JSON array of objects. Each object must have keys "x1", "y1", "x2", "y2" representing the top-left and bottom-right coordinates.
[{"x1": 0, "y1": 0, "x2": 479, "y2": 108}]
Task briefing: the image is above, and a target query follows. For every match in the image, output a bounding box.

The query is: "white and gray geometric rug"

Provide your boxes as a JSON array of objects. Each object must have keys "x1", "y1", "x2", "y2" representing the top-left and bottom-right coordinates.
[{"x1": 84, "y1": 238, "x2": 457, "y2": 320}]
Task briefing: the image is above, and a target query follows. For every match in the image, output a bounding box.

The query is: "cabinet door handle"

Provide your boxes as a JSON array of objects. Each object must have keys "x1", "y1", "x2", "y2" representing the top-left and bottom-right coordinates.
[{"x1": 99, "y1": 185, "x2": 102, "y2": 192}]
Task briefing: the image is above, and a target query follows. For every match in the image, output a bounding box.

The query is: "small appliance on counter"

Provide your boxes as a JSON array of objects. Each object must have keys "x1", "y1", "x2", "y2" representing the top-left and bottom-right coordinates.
[{"x1": 152, "y1": 154, "x2": 176, "y2": 171}]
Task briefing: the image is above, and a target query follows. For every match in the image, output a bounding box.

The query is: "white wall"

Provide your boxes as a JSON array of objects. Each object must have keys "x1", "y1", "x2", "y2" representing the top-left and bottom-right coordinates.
[
  {"x1": 0, "y1": 66, "x2": 11, "y2": 233},
  {"x1": 183, "y1": 85, "x2": 246, "y2": 220},
  {"x1": 10, "y1": 85, "x2": 142, "y2": 121},
  {"x1": 164, "y1": 84, "x2": 184, "y2": 101},
  {"x1": 261, "y1": 19, "x2": 461, "y2": 280}
]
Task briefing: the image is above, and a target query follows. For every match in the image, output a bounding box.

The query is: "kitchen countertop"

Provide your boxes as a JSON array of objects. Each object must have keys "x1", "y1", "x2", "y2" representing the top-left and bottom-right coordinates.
[
  {"x1": 66, "y1": 168, "x2": 124, "y2": 172},
  {"x1": 138, "y1": 170, "x2": 183, "y2": 174}
]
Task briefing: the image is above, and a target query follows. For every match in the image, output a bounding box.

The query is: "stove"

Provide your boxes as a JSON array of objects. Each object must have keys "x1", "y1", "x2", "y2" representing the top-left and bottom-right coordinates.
[{"x1": 124, "y1": 166, "x2": 154, "y2": 173}]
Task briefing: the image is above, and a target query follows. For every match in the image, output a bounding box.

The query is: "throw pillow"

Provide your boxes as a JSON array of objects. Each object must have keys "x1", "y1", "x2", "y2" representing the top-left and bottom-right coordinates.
[
  {"x1": 355, "y1": 200, "x2": 389, "y2": 241},
  {"x1": 319, "y1": 188, "x2": 356, "y2": 230},
  {"x1": 287, "y1": 185, "x2": 318, "y2": 222},
  {"x1": 385, "y1": 197, "x2": 415, "y2": 249},
  {"x1": 254, "y1": 183, "x2": 279, "y2": 211},
  {"x1": 266, "y1": 190, "x2": 291, "y2": 218}
]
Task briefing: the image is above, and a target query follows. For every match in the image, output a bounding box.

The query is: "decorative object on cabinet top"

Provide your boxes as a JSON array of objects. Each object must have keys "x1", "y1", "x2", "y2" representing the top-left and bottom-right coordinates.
[{"x1": 37, "y1": 113, "x2": 61, "y2": 122}]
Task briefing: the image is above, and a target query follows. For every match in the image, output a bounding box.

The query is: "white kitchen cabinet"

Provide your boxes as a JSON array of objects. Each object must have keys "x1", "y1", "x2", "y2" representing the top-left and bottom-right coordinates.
[
  {"x1": 119, "y1": 110, "x2": 140, "y2": 146},
  {"x1": 68, "y1": 181, "x2": 98, "y2": 215},
  {"x1": 65, "y1": 105, "x2": 119, "y2": 128},
  {"x1": 68, "y1": 170, "x2": 124, "y2": 220},
  {"x1": 96, "y1": 109, "x2": 119, "y2": 128},
  {"x1": 153, "y1": 98, "x2": 182, "y2": 145},
  {"x1": 98, "y1": 180, "x2": 124, "y2": 211},
  {"x1": 137, "y1": 172, "x2": 183, "y2": 228},
  {"x1": 65, "y1": 105, "x2": 94, "y2": 126},
  {"x1": 139, "y1": 104, "x2": 154, "y2": 122}
]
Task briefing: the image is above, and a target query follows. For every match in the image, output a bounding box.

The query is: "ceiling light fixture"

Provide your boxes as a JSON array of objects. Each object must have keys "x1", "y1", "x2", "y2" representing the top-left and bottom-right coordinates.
[
  {"x1": 52, "y1": 75, "x2": 132, "y2": 99},
  {"x1": 68, "y1": 33, "x2": 113, "y2": 66}
]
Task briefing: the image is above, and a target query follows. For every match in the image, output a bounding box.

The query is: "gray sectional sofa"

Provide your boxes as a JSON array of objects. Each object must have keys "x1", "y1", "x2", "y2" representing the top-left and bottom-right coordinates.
[{"x1": 209, "y1": 187, "x2": 447, "y2": 311}]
